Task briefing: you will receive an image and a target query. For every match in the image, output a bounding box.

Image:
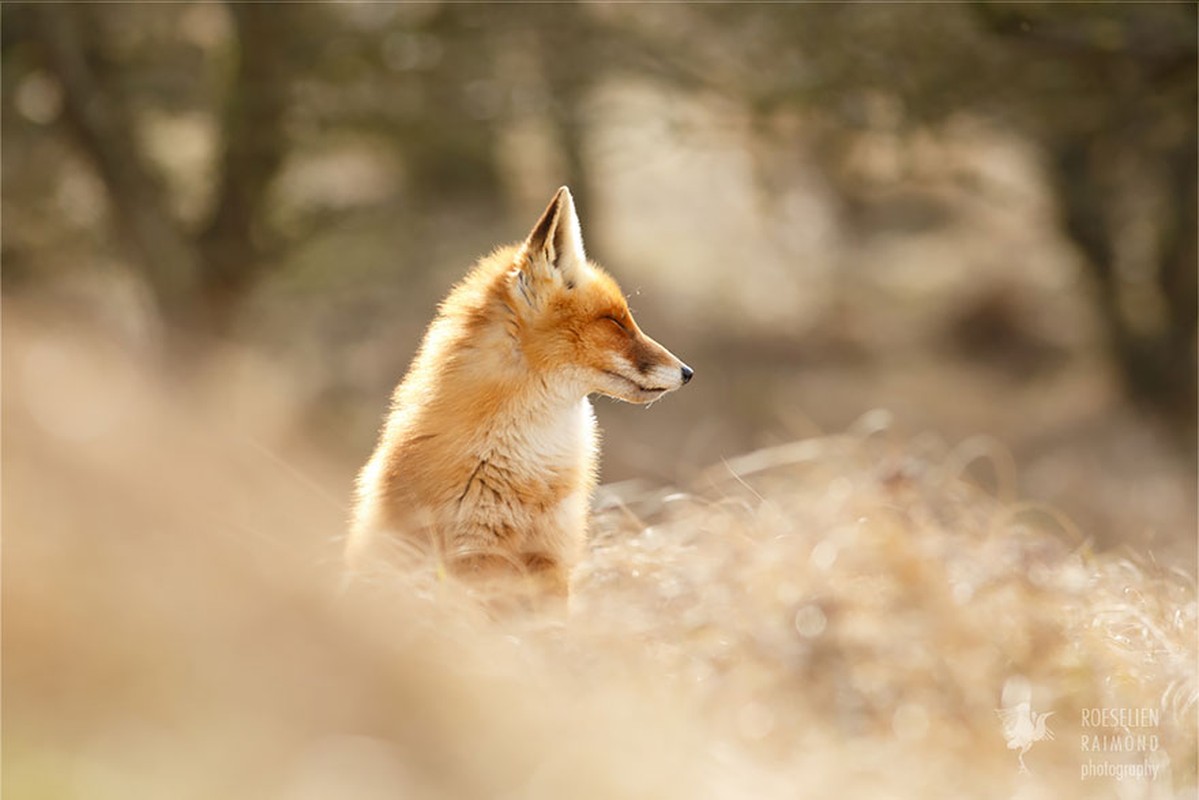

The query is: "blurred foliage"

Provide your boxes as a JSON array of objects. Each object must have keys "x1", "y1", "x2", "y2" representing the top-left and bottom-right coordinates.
[
  {"x1": 617, "y1": 2, "x2": 1197, "y2": 422},
  {"x1": 2, "y1": 2, "x2": 1195, "y2": 423}
]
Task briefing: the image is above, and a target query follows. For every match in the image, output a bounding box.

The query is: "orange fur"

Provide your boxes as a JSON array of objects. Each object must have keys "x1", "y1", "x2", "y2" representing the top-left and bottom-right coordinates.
[{"x1": 348, "y1": 188, "x2": 692, "y2": 598}]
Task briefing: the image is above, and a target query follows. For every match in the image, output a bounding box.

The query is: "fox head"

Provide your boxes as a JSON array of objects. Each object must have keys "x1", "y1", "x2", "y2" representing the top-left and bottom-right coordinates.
[{"x1": 509, "y1": 187, "x2": 692, "y2": 404}]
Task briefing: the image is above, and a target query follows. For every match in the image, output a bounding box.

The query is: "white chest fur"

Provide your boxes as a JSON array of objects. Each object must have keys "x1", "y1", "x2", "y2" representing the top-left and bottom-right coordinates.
[
  {"x1": 471, "y1": 394, "x2": 596, "y2": 489},
  {"x1": 516, "y1": 397, "x2": 594, "y2": 464},
  {"x1": 450, "y1": 393, "x2": 596, "y2": 556}
]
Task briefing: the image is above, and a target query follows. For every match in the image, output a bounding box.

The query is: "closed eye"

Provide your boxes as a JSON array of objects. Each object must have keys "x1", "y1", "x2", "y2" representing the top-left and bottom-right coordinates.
[{"x1": 601, "y1": 314, "x2": 628, "y2": 333}]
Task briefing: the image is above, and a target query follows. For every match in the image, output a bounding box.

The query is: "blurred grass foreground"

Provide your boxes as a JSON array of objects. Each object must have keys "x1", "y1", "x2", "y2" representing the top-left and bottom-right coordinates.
[
  {"x1": 5, "y1": 310, "x2": 1197, "y2": 799},
  {"x1": 3, "y1": 3, "x2": 1197, "y2": 799}
]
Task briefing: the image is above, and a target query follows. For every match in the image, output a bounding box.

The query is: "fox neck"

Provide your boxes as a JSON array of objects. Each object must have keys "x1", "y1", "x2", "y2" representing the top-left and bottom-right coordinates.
[
  {"x1": 464, "y1": 364, "x2": 592, "y2": 444},
  {"x1": 402, "y1": 311, "x2": 592, "y2": 446},
  {"x1": 425, "y1": 370, "x2": 595, "y2": 501}
]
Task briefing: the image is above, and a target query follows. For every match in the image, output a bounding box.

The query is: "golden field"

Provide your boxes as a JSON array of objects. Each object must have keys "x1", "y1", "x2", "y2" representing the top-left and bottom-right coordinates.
[{"x1": 5, "y1": 310, "x2": 1194, "y2": 800}]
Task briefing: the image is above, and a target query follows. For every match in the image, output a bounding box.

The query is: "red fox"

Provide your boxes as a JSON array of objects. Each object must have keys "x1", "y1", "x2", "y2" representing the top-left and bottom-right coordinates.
[{"x1": 348, "y1": 187, "x2": 692, "y2": 598}]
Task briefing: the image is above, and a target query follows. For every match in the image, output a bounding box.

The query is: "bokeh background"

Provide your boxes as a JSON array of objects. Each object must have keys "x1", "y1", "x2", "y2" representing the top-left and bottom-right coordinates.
[
  {"x1": 6, "y1": 5, "x2": 1198, "y2": 799},
  {"x1": 4, "y1": 3, "x2": 1195, "y2": 558}
]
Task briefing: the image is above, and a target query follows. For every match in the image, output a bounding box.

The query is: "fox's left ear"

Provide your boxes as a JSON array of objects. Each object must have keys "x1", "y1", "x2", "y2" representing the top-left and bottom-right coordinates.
[{"x1": 519, "y1": 186, "x2": 586, "y2": 287}]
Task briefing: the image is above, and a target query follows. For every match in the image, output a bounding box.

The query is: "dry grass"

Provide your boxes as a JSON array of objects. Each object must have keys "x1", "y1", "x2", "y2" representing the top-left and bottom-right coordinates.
[{"x1": 5, "y1": 311, "x2": 1195, "y2": 799}]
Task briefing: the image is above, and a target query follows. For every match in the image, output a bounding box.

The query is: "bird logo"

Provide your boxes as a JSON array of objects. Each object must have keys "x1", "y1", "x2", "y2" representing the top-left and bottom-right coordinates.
[{"x1": 997, "y1": 701, "x2": 1055, "y2": 773}]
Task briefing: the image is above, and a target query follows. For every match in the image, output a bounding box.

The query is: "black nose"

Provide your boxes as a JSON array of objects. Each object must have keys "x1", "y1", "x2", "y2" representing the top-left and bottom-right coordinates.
[{"x1": 680, "y1": 364, "x2": 693, "y2": 384}]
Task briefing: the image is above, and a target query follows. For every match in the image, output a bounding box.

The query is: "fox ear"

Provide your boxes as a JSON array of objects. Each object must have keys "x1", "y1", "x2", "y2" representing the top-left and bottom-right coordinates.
[{"x1": 520, "y1": 186, "x2": 586, "y2": 287}]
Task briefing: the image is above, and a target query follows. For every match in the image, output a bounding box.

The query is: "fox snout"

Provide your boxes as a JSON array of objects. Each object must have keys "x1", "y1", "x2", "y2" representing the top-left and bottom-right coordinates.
[{"x1": 600, "y1": 330, "x2": 693, "y2": 404}]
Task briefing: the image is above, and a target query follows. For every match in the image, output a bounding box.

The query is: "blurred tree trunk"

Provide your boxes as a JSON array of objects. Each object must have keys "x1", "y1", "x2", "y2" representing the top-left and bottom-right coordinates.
[
  {"x1": 38, "y1": 5, "x2": 208, "y2": 335},
  {"x1": 950, "y1": 1, "x2": 1196, "y2": 430},
  {"x1": 401, "y1": 6, "x2": 506, "y2": 208},
  {"x1": 1049, "y1": 136, "x2": 1197, "y2": 427},
  {"x1": 1157, "y1": 137, "x2": 1198, "y2": 426},
  {"x1": 532, "y1": 3, "x2": 595, "y2": 220},
  {"x1": 197, "y1": 3, "x2": 290, "y2": 334},
  {"x1": 36, "y1": 3, "x2": 290, "y2": 346}
]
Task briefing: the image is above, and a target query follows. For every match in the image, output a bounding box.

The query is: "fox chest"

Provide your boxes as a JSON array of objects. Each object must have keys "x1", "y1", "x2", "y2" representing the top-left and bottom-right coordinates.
[{"x1": 454, "y1": 398, "x2": 597, "y2": 530}]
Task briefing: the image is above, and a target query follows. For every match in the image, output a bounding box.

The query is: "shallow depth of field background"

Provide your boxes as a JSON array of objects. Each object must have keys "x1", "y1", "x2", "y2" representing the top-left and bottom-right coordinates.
[{"x1": 4, "y1": 4, "x2": 1196, "y2": 799}]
